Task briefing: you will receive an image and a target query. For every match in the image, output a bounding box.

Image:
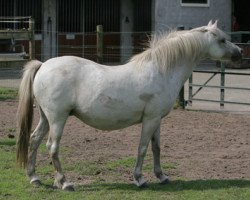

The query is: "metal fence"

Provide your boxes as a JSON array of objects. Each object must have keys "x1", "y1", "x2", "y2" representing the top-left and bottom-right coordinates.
[
  {"x1": 186, "y1": 33, "x2": 250, "y2": 111},
  {"x1": 187, "y1": 62, "x2": 250, "y2": 108},
  {"x1": 0, "y1": 23, "x2": 149, "y2": 88}
]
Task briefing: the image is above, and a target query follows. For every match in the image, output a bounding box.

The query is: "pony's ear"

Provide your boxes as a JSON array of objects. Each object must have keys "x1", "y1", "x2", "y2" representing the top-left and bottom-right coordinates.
[
  {"x1": 212, "y1": 20, "x2": 218, "y2": 28},
  {"x1": 207, "y1": 20, "x2": 213, "y2": 27}
]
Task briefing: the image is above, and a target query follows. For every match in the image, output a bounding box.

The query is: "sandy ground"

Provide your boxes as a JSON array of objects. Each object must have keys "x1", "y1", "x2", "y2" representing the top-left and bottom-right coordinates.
[
  {"x1": 0, "y1": 100, "x2": 249, "y2": 184},
  {"x1": 184, "y1": 67, "x2": 250, "y2": 113}
]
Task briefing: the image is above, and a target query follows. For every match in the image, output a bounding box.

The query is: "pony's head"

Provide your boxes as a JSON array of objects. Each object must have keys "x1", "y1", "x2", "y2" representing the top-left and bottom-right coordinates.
[{"x1": 194, "y1": 20, "x2": 242, "y2": 62}]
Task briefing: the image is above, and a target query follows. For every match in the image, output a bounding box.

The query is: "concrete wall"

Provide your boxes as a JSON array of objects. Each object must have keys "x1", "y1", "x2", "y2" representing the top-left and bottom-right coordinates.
[
  {"x1": 154, "y1": 0, "x2": 232, "y2": 31},
  {"x1": 120, "y1": 0, "x2": 134, "y2": 63},
  {"x1": 42, "y1": 0, "x2": 57, "y2": 61}
]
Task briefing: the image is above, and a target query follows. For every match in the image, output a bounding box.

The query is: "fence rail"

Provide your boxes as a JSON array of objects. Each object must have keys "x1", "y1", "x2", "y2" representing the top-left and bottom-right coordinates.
[{"x1": 186, "y1": 62, "x2": 250, "y2": 109}]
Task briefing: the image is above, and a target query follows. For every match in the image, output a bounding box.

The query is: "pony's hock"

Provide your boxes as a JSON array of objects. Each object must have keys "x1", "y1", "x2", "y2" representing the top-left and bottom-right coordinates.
[{"x1": 16, "y1": 21, "x2": 242, "y2": 190}]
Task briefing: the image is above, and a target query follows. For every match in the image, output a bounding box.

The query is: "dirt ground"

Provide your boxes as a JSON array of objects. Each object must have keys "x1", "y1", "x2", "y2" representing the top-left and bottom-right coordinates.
[{"x1": 0, "y1": 100, "x2": 249, "y2": 184}]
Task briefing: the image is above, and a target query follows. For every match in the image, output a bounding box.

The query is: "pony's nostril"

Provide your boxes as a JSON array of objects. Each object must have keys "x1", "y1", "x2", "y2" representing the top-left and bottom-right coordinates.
[{"x1": 231, "y1": 50, "x2": 242, "y2": 62}]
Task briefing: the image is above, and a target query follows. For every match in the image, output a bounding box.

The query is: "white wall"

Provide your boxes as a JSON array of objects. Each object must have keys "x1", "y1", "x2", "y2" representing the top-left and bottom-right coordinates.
[{"x1": 154, "y1": 0, "x2": 232, "y2": 31}]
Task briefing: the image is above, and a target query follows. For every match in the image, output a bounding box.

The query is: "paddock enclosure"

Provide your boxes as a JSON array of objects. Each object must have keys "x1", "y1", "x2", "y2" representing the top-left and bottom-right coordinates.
[{"x1": 0, "y1": 100, "x2": 249, "y2": 184}]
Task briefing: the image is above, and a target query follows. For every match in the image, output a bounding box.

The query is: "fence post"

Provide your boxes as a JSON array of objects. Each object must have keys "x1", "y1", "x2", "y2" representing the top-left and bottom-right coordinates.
[
  {"x1": 28, "y1": 18, "x2": 35, "y2": 60},
  {"x1": 178, "y1": 26, "x2": 185, "y2": 108},
  {"x1": 220, "y1": 62, "x2": 225, "y2": 108},
  {"x1": 188, "y1": 74, "x2": 193, "y2": 106},
  {"x1": 96, "y1": 25, "x2": 103, "y2": 64},
  {"x1": 179, "y1": 87, "x2": 185, "y2": 108}
]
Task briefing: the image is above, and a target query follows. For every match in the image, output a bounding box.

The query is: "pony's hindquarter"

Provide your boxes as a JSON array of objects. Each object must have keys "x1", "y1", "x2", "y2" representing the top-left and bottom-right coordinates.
[{"x1": 16, "y1": 60, "x2": 42, "y2": 168}]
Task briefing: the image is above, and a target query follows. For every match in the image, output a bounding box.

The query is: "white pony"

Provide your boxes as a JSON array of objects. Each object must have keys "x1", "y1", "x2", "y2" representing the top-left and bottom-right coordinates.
[{"x1": 16, "y1": 21, "x2": 241, "y2": 190}]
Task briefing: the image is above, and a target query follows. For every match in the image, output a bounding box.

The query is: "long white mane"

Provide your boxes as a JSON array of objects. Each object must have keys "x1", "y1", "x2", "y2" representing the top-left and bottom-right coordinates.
[{"x1": 130, "y1": 27, "x2": 211, "y2": 72}]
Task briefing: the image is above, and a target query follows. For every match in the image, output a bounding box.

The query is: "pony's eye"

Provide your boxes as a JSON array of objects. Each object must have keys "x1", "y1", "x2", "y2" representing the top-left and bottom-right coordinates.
[{"x1": 220, "y1": 38, "x2": 226, "y2": 43}]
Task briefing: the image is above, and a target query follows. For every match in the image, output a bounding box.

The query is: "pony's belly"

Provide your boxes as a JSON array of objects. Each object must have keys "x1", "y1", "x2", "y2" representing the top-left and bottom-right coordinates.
[{"x1": 73, "y1": 109, "x2": 143, "y2": 131}]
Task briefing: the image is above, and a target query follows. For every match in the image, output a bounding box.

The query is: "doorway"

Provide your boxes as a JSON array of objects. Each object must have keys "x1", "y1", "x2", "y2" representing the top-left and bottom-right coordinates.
[{"x1": 233, "y1": 0, "x2": 250, "y2": 42}]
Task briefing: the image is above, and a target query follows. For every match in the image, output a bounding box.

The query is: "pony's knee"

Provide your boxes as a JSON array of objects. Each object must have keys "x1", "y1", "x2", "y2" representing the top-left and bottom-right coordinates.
[{"x1": 138, "y1": 146, "x2": 148, "y2": 158}]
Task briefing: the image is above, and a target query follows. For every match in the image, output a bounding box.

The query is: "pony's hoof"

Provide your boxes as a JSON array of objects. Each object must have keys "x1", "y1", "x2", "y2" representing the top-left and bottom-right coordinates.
[
  {"x1": 62, "y1": 183, "x2": 75, "y2": 191},
  {"x1": 31, "y1": 179, "x2": 42, "y2": 187},
  {"x1": 138, "y1": 181, "x2": 149, "y2": 188},
  {"x1": 160, "y1": 177, "x2": 170, "y2": 185},
  {"x1": 135, "y1": 177, "x2": 148, "y2": 188},
  {"x1": 158, "y1": 174, "x2": 170, "y2": 185}
]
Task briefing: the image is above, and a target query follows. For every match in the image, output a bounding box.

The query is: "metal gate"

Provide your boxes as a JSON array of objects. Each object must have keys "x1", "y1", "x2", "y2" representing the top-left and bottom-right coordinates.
[{"x1": 187, "y1": 41, "x2": 250, "y2": 110}]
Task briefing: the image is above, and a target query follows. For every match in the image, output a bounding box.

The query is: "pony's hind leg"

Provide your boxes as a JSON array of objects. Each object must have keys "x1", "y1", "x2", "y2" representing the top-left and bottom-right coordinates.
[
  {"x1": 27, "y1": 107, "x2": 49, "y2": 186},
  {"x1": 47, "y1": 114, "x2": 74, "y2": 191}
]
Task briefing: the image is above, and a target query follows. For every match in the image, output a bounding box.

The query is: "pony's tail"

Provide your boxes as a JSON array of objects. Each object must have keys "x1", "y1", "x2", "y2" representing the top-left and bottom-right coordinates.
[{"x1": 16, "y1": 60, "x2": 42, "y2": 168}]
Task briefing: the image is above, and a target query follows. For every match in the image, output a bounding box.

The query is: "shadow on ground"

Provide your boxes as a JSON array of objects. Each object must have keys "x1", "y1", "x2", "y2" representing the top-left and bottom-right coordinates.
[{"x1": 78, "y1": 179, "x2": 250, "y2": 192}]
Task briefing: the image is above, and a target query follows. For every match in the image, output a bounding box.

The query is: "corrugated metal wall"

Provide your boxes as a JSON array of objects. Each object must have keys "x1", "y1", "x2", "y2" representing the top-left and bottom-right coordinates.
[
  {"x1": 84, "y1": 0, "x2": 120, "y2": 32},
  {"x1": 58, "y1": 0, "x2": 83, "y2": 32},
  {"x1": 133, "y1": 0, "x2": 152, "y2": 55},
  {"x1": 58, "y1": 0, "x2": 120, "y2": 33},
  {"x1": 58, "y1": 0, "x2": 121, "y2": 63},
  {"x1": 134, "y1": 0, "x2": 152, "y2": 32}
]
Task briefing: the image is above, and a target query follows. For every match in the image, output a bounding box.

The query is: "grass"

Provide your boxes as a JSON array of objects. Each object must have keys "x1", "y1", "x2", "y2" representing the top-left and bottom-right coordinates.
[
  {"x1": 0, "y1": 137, "x2": 250, "y2": 200},
  {"x1": 105, "y1": 156, "x2": 176, "y2": 172},
  {"x1": 0, "y1": 87, "x2": 18, "y2": 100}
]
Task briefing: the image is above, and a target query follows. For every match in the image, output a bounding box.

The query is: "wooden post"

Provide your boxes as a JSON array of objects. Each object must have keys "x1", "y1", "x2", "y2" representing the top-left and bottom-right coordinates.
[
  {"x1": 179, "y1": 86, "x2": 185, "y2": 108},
  {"x1": 28, "y1": 18, "x2": 35, "y2": 60},
  {"x1": 188, "y1": 74, "x2": 193, "y2": 106},
  {"x1": 220, "y1": 62, "x2": 225, "y2": 108},
  {"x1": 96, "y1": 25, "x2": 103, "y2": 64}
]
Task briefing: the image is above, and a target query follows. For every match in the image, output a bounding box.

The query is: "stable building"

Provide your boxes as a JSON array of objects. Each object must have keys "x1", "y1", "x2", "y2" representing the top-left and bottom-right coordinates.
[{"x1": 0, "y1": 0, "x2": 249, "y2": 63}]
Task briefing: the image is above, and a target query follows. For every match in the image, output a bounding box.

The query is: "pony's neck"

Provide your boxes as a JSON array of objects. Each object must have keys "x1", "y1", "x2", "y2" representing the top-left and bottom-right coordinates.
[{"x1": 153, "y1": 31, "x2": 208, "y2": 72}]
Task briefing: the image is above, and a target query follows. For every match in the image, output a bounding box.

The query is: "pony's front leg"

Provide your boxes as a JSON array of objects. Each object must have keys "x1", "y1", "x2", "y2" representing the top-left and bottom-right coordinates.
[
  {"x1": 134, "y1": 116, "x2": 161, "y2": 187},
  {"x1": 151, "y1": 127, "x2": 169, "y2": 184}
]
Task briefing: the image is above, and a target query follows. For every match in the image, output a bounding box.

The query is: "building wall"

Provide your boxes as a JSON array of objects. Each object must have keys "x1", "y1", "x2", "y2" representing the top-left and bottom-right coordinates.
[
  {"x1": 154, "y1": 0, "x2": 232, "y2": 31},
  {"x1": 42, "y1": 0, "x2": 57, "y2": 61},
  {"x1": 120, "y1": 0, "x2": 134, "y2": 63}
]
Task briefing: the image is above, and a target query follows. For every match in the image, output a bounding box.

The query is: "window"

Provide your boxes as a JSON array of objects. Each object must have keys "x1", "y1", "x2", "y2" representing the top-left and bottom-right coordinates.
[{"x1": 181, "y1": 0, "x2": 209, "y2": 7}]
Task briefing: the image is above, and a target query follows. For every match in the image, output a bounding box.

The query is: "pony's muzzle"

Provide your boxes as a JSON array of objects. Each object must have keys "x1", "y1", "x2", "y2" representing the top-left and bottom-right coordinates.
[{"x1": 231, "y1": 48, "x2": 242, "y2": 62}]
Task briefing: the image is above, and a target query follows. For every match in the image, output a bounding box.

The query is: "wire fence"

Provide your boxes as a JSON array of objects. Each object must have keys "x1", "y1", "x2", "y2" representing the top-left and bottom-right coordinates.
[
  {"x1": 1, "y1": 19, "x2": 250, "y2": 112},
  {"x1": 0, "y1": 17, "x2": 153, "y2": 88}
]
